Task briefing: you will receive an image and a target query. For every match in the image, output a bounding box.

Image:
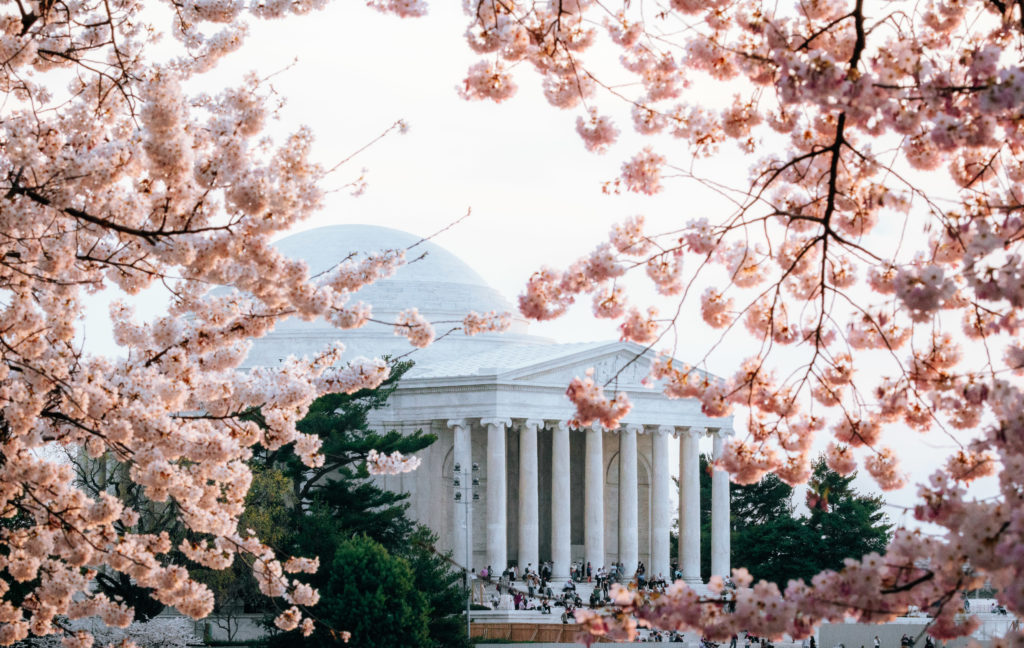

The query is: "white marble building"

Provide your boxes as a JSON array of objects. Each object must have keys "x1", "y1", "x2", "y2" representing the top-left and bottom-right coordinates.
[{"x1": 244, "y1": 225, "x2": 732, "y2": 584}]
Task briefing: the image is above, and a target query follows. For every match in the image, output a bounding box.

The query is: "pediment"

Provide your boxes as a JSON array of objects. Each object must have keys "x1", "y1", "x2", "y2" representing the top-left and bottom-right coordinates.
[{"x1": 501, "y1": 342, "x2": 658, "y2": 389}]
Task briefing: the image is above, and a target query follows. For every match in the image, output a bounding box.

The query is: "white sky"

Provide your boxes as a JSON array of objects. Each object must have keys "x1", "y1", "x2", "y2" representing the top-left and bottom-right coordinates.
[{"x1": 81, "y1": 1, "x2": 1000, "y2": 529}]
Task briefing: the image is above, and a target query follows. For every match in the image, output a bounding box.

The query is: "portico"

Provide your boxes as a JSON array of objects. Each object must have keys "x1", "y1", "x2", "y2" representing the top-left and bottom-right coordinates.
[
  {"x1": 432, "y1": 419, "x2": 729, "y2": 581},
  {"x1": 369, "y1": 340, "x2": 733, "y2": 585},
  {"x1": 246, "y1": 224, "x2": 734, "y2": 587}
]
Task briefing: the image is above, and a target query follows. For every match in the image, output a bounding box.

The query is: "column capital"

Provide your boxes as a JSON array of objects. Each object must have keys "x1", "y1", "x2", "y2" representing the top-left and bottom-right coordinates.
[
  {"x1": 684, "y1": 426, "x2": 707, "y2": 438},
  {"x1": 655, "y1": 425, "x2": 675, "y2": 437},
  {"x1": 553, "y1": 420, "x2": 573, "y2": 432},
  {"x1": 709, "y1": 427, "x2": 734, "y2": 438},
  {"x1": 622, "y1": 423, "x2": 643, "y2": 435},
  {"x1": 447, "y1": 418, "x2": 469, "y2": 431},
  {"x1": 480, "y1": 417, "x2": 511, "y2": 429},
  {"x1": 522, "y1": 418, "x2": 545, "y2": 431}
]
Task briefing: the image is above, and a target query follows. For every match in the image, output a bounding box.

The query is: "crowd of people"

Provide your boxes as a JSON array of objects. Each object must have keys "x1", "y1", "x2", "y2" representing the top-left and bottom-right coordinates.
[
  {"x1": 634, "y1": 629, "x2": 687, "y2": 642},
  {"x1": 480, "y1": 561, "x2": 558, "y2": 612},
  {"x1": 627, "y1": 631, "x2": 778, "y2": 645},
  {"x1": 476, "y1": 560, "x2": 682, "y2": 617},
  {"x1": 897, "y1": 634, "x2": 936, "y2": 648}
]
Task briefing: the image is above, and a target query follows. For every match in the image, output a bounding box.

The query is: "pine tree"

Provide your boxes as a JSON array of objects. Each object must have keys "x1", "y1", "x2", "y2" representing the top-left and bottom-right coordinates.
[
  {"x1": 256, "y1": 361, "x2": 469, "y2": 648},
  {"x1": 726, "y1": 456, "x2": 893, "y2": 588},
  {"x1": 804, "y1": 458, "x2": 893, "y2": 574},
  {"x1": 314, "y1": 535, "x2": 431, "y2": 648},
  {"x1": 728, "y1": 468, "x2": 816, "y2": 586}
]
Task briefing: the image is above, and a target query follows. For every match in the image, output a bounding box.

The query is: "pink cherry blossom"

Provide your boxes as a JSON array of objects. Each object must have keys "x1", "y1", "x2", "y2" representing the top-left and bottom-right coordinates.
[
  {"x1": 619, "y1": 307, "x2": 660, "y2": 344},
  {"x1": 576, "y1": 109, "x2": 620, "y2": 153},
  {"x1": 394, "y1": 308, "x2": 435, "y2": 348},
  {"x1": 366, "y1": 448, "x2": 422, "y2": 475},
  {"x1": 565, "y1": 369, "x2": 632, "y2": 430},
  {"x1": 460, "y1": 60, "x2": 518, "y2": 103},
  {"x1": 824, "y1": 442, "x2": 857, "y2": 476},
  {"x1": 462, "y1": 310, "x2": 512, "y2": 335},
  {"x1": 620, "y1": 147, "x2": 666, "y2": 195}
]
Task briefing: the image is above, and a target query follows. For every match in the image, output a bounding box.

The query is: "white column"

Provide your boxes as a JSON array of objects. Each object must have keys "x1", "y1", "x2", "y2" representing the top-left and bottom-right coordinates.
[
  {"x1": 618, "y1": 425, "x2": 639, "y2": 574},
  {"x1": 584, "y1": 426, "x2": 605, "y2": 570},
  {"x1": 482, "y1": 417, "x2": 510, "y2": 573},
  {"x1": 651, "y1": 426, "x2": 672, "y2": 579},
  {"x1": 448, "y1": 419, "x2": 472, "y2": 573},
  {"x1": 679, "y1": 427, "x2": 703, "y2": 584},
  {"x1": 551, "y1": 421, "x2": 571, "y2": 579},
  {"x1": 519, "y1": 419, "x2": 541, "y2": 572},
  {"x1": 711, "y1": 429, "x2": 731, "y2": 578}
]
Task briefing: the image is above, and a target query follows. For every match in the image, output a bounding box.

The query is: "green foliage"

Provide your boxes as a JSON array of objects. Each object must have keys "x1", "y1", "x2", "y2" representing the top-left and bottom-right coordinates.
[
  {"x1": 402, "y1": 527, "x2": 470, "y2": 648},
  {"x1": 731, "y1": 503, "x2": 821, "y2": 586},
  {"x1": 245, "y1": 360, "x2": 468, "y2": 648},
  {"x1": 674, "y1": 454, "x2": 895, "y2": 588},
  {"x1": 728, "y1": 455, "x2": 894, "y2": 587},
  {"x1": 243, "y1": 465, "x2": 294, "y2": 549},
  {"x1": 804, "y1": 457, "x2": 893, "y2": 572},
  {"x1": 277, "y1": 536, "x2": 431, "y2": 648}
]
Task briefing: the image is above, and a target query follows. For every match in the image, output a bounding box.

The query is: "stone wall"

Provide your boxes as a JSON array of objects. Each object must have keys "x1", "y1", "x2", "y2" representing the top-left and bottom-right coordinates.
[{"x1": 817, "y1": 617, "x2": 1018, "y2": 648}]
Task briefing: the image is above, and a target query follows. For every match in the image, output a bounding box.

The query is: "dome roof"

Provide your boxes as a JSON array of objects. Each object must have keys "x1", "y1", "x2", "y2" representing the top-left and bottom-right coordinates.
[
  {"x1": 275, "y1": 224, "x2": 492, "y2": 289},
  {"x1": 275, "y1": 224, "x2": 513, "y2": 321},
  {"x1": 242, "y1": 224, "x2": 546, "y2": 370}
]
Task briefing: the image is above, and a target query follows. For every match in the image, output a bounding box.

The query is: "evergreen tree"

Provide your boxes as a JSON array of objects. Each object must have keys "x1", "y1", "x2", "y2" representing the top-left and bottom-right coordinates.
[
  {"x1": 725, "y1": 455, "x2": 893, "y2": 588},
  {"x1": 403, "y1": 526, "x2": 470, "y2": 648},
  {"x1": 730, "y1": 473, "x2": 820, "y2": 586},
  {"x1": 256, "y1": 361, "x2": 469, "y2": 648},
  {"x1": 804, "y1": 458, "x2": 893, "y2": 573},
  {"x1": 312, "y1": 535, "x2": 431, "y2": 648}
]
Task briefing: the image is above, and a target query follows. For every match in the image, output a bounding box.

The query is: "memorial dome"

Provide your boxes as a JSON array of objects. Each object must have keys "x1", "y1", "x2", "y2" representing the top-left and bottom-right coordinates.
[
  {"x1": 242, "y1": 224, "x2": 547, "y2": 370},
  {"x1": 272, "y1": 224, "x2": 514, "y2": 322}
]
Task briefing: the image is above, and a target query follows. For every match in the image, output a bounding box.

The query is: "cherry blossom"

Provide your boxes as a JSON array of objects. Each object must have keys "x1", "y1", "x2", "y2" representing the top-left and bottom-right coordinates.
[
  {"x1": 394, "y1": 307, "x2": 435, "y2": 348},
  {"x1": 609, "y1": 215, "x2": 652, "y2": 255},
  {"x1": 452, "y1": 0, "x2": 1024, "y2": 643},
  {"x1": 620, "y1": 147, "x2": 666, "y2": 195},
  {"x1": 462, "y1": 310, "x2": 512, "y2": 336},
  {"x1": 366, "y1": 448, "x2": 423, "y2": 475},
  {"x1": 273, "y1": 606, "x2": 302, "y2": 632},
  {"x1": 0, "y1": 0, "x2": 463, "y2": 643},
  {"x1": 824, "y1": 442, "x2": 858, "y2": 476},
  {"x1": 576, "y1": 109, "x2": 620, "y2": 153},
  {"x1": 565, "y1": 369, "x2": 632, "y2": 430},
  {"x1": 592, "y1": 285, "x2": 628, "y2": 319},
  {"x1": 460, "y1": 61, "x2": 517, "y2": 103}
]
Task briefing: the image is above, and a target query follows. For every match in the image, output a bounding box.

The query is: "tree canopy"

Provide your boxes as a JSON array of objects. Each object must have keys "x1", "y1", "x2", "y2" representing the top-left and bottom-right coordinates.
[
  {"x1": 728, "y1": 457, "x2": 892, "y2": 587},
  {"x1": 250, "y1": 363, "x2": 468, "y2": 648},
  {"x1": 676, "y1": 455, "x2": 892, "y2": 587},
  {"x1": 315, "y1": 535, "x2": 431, "y2": 648}
]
